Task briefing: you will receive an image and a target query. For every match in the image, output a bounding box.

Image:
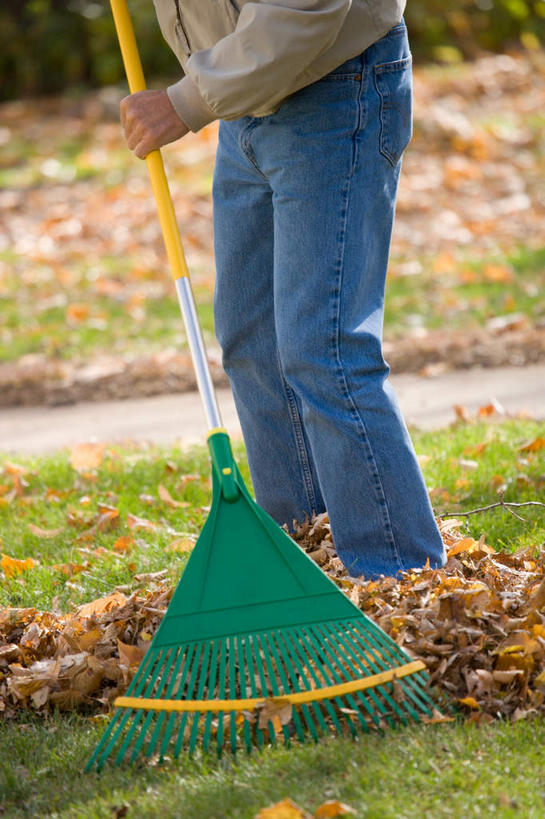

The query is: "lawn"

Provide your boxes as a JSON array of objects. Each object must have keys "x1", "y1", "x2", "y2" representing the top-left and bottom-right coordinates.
[
  {"x1": 1, "y1": 417, "x2": 544, "y2": 817},
  {"x1": 1, "y1": 54, "x2": 544, "y2": 368}
]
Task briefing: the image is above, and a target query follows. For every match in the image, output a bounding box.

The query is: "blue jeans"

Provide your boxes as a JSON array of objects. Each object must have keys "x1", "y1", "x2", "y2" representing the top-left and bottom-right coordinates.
[{"x1": 212, "y1": 22, "x2": 446, "y2": 579}]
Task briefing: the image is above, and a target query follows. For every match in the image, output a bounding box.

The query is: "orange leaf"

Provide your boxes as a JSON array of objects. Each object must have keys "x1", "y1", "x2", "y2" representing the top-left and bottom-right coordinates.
[
  {"x1": 447, "y1": 538, "x2": 477, "y2": 557},
  {"x1": 482, "y1": 264, "x2": 513, "y2": 283},
  {"x1": 315, "y1": 801, "x2": 356, "y2": 817},
  {"x1": 113, "y1": 536, "x2": 134, "y2": 554},
  {"x1": 70, "y1": 442, "x2": 106, "y2": 472},
  {"x1": 519, "y1": 437, "x2": 545, "y2": 453},
  {"x1": 66, "y1": 303, "x2": 90, "y2": 324},
  {"x1": 158, "y1": 484, "x2": 190, "y2": 509},
  {"x1": 255, "y1": 799, "x2": 308, "y2": 819},
  {"x1": 78, "y1": 592, "x2": 127, "y2": 618},
  {"x1": 453, "y1": 404, "x2": 471, "y2": 423},
  {"x1": 477, "y1": 403, "x2": 497, "y2": 417},
  {"x1": 1, "y1": 553, "x2": 36, "y2": 578},
  {"x1": 165, "y1": 538, "x2": 194, "y2": 554},
  {"x1": 459, "y1": 696, "x2": 480, "y2": 710}
]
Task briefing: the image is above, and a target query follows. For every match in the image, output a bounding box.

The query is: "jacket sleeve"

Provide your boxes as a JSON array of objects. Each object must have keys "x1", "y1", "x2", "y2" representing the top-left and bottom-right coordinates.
[{"x1": 167, "y1": 0, "x2": 352, "y2": 131}]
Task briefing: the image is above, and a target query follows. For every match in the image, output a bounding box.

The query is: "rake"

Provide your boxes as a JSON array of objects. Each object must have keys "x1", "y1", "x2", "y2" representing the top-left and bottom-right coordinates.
[{"x1": 86, "y1": 0, "x2": 438, "y2": 771}]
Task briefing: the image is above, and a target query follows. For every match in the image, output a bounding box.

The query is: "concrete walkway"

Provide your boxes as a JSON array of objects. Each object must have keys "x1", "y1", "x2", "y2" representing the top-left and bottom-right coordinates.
[{"x1": 1, "y1": 364, "x2": 543, "y2": 454}]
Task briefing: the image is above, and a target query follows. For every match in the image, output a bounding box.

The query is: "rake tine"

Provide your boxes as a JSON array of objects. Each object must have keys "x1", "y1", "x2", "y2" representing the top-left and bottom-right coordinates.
[
  {"x1": 306, "y1": 626, "x2": 360, "y2": 736},
  {"x1": 265, "y1": 631, "x2": 306, "y2": 743},
  {"x1": 174, "y1": 641, "x2": 204, "y2": 758},
  {"x1": 128, "y1": 647, "x2": 177, "y2": 763},
  {"x1": 253, "y1": 634, "x2": 277, "y2": 746},
  {"x1": 216, "y1": 638, "x2": 227, "y2": 756},
  {"x1": 259, "y1": 632, "x2": 293, "y2": 745},
  {"x1": 346, "y1": 623, "x2": 434, "y2": 718},
  {"x1": 202, "y1": 639, "x2": 220, "y2": 753},
  {"x1": 157, "y1": 643, "x2": 197, "y2": 760},
  {"x1": 115, "y1": 648, "x2": 172, "y2": 766},
  {"x1": 321, "y1": 624, "x2": 396, "y2": 728},
  {"x1": 282, "y1": 629, "x2": 328, "y2": 736},
  {"x1": 276, "y1": 630, "x2": 320, "y2": 741},
  {"x1": 236, "y1": 635, "x2": 253, "y2": 753},
  {"x1": 228, "y1": 635, "x2": 238, "y2": 754},
  {"x1": 147, "y1": 646, "x2": 185, "y2": 760},
  {"x1": 243, "y1": 634, "x2": 265, "y2": 750},
  {"x1": 297, "y1": 627, "x2": 348, "y2": 734},
  {"x1": 188, "y1": 639, "x2": 213, "y2": 754},
  {"x1": 87, "y1": 647, "x2": 158, "y2": 771}
]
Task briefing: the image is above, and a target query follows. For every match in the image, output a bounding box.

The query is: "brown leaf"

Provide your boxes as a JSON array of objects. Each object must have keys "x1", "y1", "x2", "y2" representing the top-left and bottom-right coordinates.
[
  {"x1": 70, "y1": 442, "x2": 106, "y2": 472},
  {"x1": 78, "y1": 592, "x2": 127, "y2": 619},
  {"x1": 256, "y1": 698, "x2": 293, "y2": 732},
  {"x1": 164, "y1": 538, "x2": 194, "y2": 554},
  {"x1": 158, "y1": 484, "x2": 190, "y2": 509},
  {"x1": 126, "y1": 513, "x2": 159, "y2": 531},
  {"x1": 28, "y1": 524, "x2": 64, "y2": 538},
  {"x1": 117, "y1": 640, "x2": 146, "y2": 669},
  {"x1": 519, "y1": 437, "x2": 545, "y2": 453},
  {"x1": 314, "y1": 801, "x2": 356, "y2": 817}
]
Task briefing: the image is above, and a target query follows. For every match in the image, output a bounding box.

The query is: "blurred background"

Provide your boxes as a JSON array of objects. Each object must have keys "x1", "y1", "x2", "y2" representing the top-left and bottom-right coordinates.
[
  {"x1": 0, "y1": 1, "x2": 544, "y2": 409},
  {"x1": 1, "y1": 0, "x2": 545, "y2": 99}
]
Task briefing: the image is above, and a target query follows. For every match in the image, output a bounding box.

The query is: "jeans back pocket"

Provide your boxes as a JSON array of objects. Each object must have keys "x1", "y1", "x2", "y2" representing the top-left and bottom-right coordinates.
[{"x1": 374, "y1": 56, "x2": 413, "y2": 167}]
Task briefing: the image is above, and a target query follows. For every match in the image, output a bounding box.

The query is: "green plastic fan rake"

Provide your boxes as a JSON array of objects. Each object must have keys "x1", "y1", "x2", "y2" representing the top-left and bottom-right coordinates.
[{"x1": 86, "y1": 0, "x2": 438, "y2": 771}]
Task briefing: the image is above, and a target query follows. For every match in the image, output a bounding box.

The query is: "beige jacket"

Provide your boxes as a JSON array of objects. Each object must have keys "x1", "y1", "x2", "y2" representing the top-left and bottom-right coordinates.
[{"x1": 154, "y1": 0, "x2": 406, "y2": 132}]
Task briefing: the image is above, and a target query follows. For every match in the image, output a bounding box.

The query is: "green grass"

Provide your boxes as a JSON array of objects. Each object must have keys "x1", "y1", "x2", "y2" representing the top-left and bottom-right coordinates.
[
  {"x1": 1, "y1": 418, "x2": 543, "y2": 611},
  {"x1": 1, "y1": 712, "x2": 545, "y2": 817},
  {"x1": 1, "y1": 419, "x2": 544, "y2": 816},
  {"x1": 385, "y1": 245, "x2": 545, "y2": 337}
]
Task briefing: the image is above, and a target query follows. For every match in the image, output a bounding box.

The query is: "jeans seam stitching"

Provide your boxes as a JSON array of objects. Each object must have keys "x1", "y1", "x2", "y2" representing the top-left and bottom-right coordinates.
[
  {"x1": 238, "y1": 120, "x2": 268, "y2": 180},
  {"x1": 277, "y1": 351, "x2": 319, "y2": 515},
  {"x1": 330, "y1": 174, "x2": 406, "y2": 573}
]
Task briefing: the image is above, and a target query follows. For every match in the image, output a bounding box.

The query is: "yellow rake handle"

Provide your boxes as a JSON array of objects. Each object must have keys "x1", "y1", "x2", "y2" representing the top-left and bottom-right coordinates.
[
  {"x1": 114, "y1": 660, "x2": 426, "y2": 713},
  {"x1": 110, "y1": 0, "x2": 189, "y2": 282}
]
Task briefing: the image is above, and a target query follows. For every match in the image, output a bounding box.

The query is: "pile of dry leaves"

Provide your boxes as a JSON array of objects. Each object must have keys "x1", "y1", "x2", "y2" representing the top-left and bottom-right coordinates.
[{"x1": 1, "y1": 518, "x2": 544, "y2": 724}]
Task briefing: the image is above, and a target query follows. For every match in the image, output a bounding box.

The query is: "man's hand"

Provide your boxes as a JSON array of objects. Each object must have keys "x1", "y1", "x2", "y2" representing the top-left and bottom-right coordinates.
[{"x1": 120, "y1": 90, "x2": 189, "y2": 159}]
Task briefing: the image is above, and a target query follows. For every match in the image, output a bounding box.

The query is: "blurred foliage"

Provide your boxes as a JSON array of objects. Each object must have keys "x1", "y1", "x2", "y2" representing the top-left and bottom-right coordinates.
[{"x1": 1, "y1": 0, "x2": 544, "y2": 100}]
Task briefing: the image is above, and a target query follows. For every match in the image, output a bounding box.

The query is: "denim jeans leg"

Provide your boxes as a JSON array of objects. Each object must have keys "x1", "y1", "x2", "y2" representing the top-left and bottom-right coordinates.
[
  {"x1": 213, "y1": 120, "x2": 326, "y2": 526},
  {"x1": 213, "y1": 23, "x2": 446, "y2": 578}
]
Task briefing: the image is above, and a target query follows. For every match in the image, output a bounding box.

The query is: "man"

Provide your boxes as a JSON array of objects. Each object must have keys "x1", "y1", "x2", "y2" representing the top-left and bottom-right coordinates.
[{"x1": 121, "y1": 0, "x2": 446, "y2": 579}]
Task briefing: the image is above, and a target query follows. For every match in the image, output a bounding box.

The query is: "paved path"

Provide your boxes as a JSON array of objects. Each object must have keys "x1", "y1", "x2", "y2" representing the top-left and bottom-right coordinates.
[{"x1": 1, "y1": 364, "x2": 543, "y2": 454}]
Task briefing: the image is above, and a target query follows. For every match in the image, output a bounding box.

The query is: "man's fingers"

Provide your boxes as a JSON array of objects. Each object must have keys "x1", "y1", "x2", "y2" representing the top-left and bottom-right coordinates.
[{"x1": 120, "y1": 96, "x2": 129, "y2": 129}]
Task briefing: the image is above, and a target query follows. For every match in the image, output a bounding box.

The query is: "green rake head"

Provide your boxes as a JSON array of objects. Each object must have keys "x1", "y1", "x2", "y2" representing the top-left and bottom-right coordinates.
[{"x1": 86, "y1": 432, "x2": 437, "y2": 771}]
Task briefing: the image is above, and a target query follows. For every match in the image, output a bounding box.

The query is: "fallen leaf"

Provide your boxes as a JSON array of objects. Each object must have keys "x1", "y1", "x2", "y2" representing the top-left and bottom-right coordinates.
[
  {"x1": 28, "y1": 524, "x2": 64, "y2": 538},
  {"x1": 1, "y1": 554, "x2": 36, "y2": 578},
  {"x1": 78, "y1": 592, "x2": 127, "y2": 619},
  {"x1": 117, "y1": 640, "x2": 146, "y2": 668},
  {"x1": 165, "y1": 538, "x2": 194, "y2": 554},
  {"x1": 458, "y1": 696, "x2": 480, "y2": 710},
  {"x1": 256, "y1": 698, "x2": 293, "y2": 733},
  {"x1": 127, "y1": 513, "x2": 159, "y2": 531},
  {"x1": 255, "y1": 798, "x2": 309, "y2": 819},
  {"x1": 70, "y1": 443, "x2": 106, "y2": 472},
  {"x1": 314, "y1": 801, "x2": 356, "y2": 817},
  {"x1": 112, "y1": 536, "x2": 134, "y2": 554},
  {"x1": 519, "y1": 437, "x2": 545, "y2": 453},
  {"x1": 158, "y1": 484, "x2": 190, "y2": 509}
]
